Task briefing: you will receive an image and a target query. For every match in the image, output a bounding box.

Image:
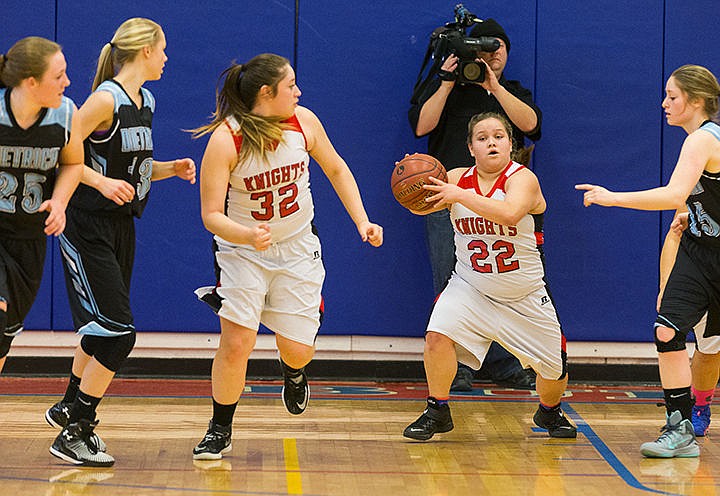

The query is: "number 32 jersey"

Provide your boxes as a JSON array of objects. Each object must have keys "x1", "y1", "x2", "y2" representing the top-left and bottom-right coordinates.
[
  {"x1": 451, "y1": 161, "x2": 546, "y2": 301},
  {"x1": 223, "y1": 113, "x2": 314, "y2": 244},
  {"x1": 0, "y1": 88, "x2": 75, "y2": 239}
]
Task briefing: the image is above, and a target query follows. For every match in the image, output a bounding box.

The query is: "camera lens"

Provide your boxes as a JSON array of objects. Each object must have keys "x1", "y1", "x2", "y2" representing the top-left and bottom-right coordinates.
[{"x1": 461, "y1": 61, "x2": 484, "y2": 82}]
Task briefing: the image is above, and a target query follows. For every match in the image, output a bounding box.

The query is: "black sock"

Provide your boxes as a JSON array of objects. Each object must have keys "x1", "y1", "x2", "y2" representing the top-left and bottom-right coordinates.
[
  {"x1": 427, "y1": 397, "x2": 448, "y2": 409},
  {"x1": 212, "y1": 399, "x2": 237, "y2": 427},
  {"x1": 664, "y1": 387, "x2": 694, "y2": 420},
  {"x1": 69, "y1": 390, "x2": 102, "y2": 424},
  {"x1": 281, "y1": 361, "x2": 305, "y2": 383},
  {"x1": 539, "y1": 402, "x2": 561, "y2": 413},
  {"x1": 61, "y1": 373, "x2": 81, "y2": 404}
]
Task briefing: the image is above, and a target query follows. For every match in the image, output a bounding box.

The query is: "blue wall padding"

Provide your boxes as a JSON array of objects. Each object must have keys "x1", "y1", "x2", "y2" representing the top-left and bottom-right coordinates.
[{"x1": 1, "y1": 1, "x2": 718, "y2": 343}]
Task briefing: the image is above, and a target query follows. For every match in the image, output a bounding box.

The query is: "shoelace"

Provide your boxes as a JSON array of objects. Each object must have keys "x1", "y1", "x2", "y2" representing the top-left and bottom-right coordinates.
[{"x1": 203, "y1": 430, "x2": 227, "y2": 443}]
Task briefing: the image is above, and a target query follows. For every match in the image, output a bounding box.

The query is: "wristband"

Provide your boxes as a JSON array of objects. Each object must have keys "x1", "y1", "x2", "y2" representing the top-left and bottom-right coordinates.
[{"x1": 438, "y1": 69, "x2": 456, "y2": 82}]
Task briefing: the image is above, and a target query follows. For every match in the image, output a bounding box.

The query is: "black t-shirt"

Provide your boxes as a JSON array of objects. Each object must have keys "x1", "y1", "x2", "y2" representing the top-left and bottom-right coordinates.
[
  {"x1": 0, "y1": 88, "x2": 75, "y2": 239},
  {"x1": 408, "y1": 76, "x2": 542, "y2": 170},
  {"x1": 685, "y1": 121, "x2": 720, "y2": 248},
  {"x1": 71, "y1": 79, "x2": 155, "y2": 218}
]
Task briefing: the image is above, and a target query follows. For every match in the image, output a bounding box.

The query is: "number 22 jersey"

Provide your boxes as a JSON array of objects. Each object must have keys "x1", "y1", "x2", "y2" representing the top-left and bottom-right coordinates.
[{"x1": 450, "y1": 161, "x2": 546, "y2": 301}]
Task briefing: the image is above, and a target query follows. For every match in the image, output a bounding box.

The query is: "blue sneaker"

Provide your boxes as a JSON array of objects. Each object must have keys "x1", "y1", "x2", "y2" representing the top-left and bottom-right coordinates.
[{"x1": 691, "y1": 404, "x2": 711, "y2": 437}]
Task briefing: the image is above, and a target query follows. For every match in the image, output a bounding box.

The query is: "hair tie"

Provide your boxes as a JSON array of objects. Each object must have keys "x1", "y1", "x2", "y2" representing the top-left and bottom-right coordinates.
[
  {"x1": 1, "y1": 54, "x2": 7, "y2": 63},
  {"x1": 108, "y1": 42, "x2": 115, "y2": 49}
]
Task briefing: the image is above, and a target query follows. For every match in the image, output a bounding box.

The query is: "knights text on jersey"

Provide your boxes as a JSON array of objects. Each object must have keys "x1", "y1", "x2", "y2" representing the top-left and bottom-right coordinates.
[
  {"x1": 450, "y1": 162, "x2": 546, "y2": 300},
  {"x1": 686, "y1": 121, "x2": 720, "y2": 247},
  {"x1": 221, "y1": 114, "x2": 314, "y2": 244},
  {"x1": 70, "y1": 79, "x2": 155, "y2": 218},
  {"x1": 0, "y1": 88, "x2": 74, "y2": 239}
]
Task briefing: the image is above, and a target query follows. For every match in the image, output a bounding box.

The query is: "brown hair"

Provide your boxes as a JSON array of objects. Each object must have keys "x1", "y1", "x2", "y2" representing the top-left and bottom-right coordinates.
[
  {"x1": 0, "y1": 36, "x2": 61, "y2": 88},
  {"x1": 466, "y1": 112, "x2": 535, "y2": 166},
  {"x1": 671, "y1": 64, "x2": 720, "y2": 121},
  {"x1": 192, "y1": 53, "x2": 292, "y2": 165},
  {"x1": 92, "y1": 17, "x2": 163, "y2": 91}
]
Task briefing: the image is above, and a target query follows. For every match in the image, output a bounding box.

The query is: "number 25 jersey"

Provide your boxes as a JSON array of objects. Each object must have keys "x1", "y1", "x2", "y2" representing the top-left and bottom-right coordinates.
[
  {"x1": 0, "y1": 88, "x2": 74, "y2": 239},
  {"x1": 451, "y1": 162, "x2": 546, "y2": 301}
]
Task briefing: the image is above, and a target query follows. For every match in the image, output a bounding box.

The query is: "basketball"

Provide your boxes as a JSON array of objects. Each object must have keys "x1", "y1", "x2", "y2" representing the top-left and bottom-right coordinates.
[{"x1": 390, "y1": 153, "x2": 447, "y2": 212}]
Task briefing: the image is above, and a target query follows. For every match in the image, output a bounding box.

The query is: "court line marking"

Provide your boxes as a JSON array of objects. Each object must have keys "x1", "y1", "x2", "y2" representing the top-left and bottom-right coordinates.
[
  {"x1": 563, "y1": 404, "x2": 680, "y2": 496},
  {"x1": 284, "y1": 438, "x2": 303, "y2": 495}
]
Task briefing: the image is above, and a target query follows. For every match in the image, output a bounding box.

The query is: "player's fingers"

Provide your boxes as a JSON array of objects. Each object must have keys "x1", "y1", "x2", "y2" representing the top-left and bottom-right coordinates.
[{"x1": 574, "y1": 184, "x2": 593, "y2": 191}]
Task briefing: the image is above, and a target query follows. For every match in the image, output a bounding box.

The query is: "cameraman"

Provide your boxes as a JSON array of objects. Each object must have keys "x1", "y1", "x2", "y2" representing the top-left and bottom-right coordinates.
[{"x1": 408, "y1": 18, "x2": 542, "y2": 391}]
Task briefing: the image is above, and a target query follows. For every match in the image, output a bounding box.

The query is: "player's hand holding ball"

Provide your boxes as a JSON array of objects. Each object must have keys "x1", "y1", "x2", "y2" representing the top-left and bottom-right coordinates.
[{"x1": 390, "y1": 153, "x2": 447, "y2": 214}]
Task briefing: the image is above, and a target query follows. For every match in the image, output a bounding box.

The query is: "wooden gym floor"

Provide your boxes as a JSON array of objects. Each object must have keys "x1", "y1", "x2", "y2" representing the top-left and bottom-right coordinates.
[{"x1": 0, "y1": 377, "x2": 717, "y2": 495}]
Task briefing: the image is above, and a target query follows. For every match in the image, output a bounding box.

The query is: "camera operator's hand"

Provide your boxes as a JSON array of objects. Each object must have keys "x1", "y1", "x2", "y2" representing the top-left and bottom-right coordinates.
[
  {"x1": 475, "y1": 59, "x2": 500, "y2": 93},
  {"x1": 438, "y1": 55, "x2": 459, "y2": 84}
]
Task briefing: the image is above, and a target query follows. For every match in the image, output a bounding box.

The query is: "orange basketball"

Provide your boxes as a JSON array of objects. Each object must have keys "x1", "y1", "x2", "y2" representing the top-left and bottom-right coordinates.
[{"x1": 390, "y1": 153, "x2": 447, "y2": 212}]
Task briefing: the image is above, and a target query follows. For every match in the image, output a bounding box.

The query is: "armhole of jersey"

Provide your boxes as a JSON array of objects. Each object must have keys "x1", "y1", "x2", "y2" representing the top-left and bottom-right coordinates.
[
  {"x1": 141, "y1": 87, "x2": 156, "y2": 112},
  {"x1": 285, "y1": 114, "x2": 308, "y2": 150},
  {"x1": 64, "y1": 98, "x2": 73, "y2": 146},
  {"x1": 224, "y1": 115, "x2": 243, "y2": 154},
  {"x1": 700, "y1": 122, "x2": 720, "y2": 142}
]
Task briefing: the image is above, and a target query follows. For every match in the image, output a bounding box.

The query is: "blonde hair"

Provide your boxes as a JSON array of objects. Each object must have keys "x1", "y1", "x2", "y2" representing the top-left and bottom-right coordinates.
[
  {"x1": 0, "y1": 36, "x2": 61, "y2": 88},
  {"x1": 192, "y1": 53, "x2": 292, "y2": 165},
  {"x1": 671, "y1": 64, "x2": 720, "y2": 121},
  {"x1": 92, "y1": 17, "x2": 163, "y2": 91}
]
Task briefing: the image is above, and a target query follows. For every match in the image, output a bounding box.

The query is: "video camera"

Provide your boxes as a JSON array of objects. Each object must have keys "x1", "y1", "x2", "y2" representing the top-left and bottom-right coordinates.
[{"x1": 431, "y1": 4, "x2": 499, "y2": 84}]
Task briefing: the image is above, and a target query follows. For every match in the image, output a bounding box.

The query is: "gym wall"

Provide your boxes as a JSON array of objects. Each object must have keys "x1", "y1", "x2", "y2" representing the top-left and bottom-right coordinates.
[{"x1": 4, "y1": 0, "x2": 719, "y2": 343}]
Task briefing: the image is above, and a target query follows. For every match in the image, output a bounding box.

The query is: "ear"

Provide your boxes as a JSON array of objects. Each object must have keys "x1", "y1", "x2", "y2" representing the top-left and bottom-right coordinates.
[
  {"x1": 468, "y1": 142, "x2": 475, "y2": 157},
  {"x1": 143, "y1": 45, "x2": 152, "y2": 58},
  {"x1": 258, "y1": 84, "x2": 272, "y2": 99}
]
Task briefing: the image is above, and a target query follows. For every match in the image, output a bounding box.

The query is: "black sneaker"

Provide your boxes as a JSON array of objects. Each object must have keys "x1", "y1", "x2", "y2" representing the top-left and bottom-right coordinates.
[
  {"x1": 45, "y1": 401, "x2": 71, "y2": 429},
  {"x1": 533, "y1": 405, "x2": 577, "y2": 438},
  {"x1": 49, "y1": 419, "x2": 115, "y2": 467},
  {"x1": 495, "y1": 369, "x2": 536, "y2": 390},
  {"x1": 193, "y1": 421, "x2": 232, "y2": 460},
  {"x1": 450, "y1": 365, "x2": 474, "y2": 392},
  {"x1": 45, "y1": 401, "x2": 107, "y2": 452},
  {"x1": 280, "y1": 361, "x2": 309, "y2": 415},
  {"x1": 403, "y1": 402, "x2": 454, "y2": 440}
]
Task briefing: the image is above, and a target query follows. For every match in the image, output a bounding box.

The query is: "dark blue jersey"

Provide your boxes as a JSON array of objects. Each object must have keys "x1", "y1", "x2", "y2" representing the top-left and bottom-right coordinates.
[
  {"x1": 70, "y1": 79, "x2": 155, "y2": 218},
  {"x1": 0, "y1": 88, "x2": 75, "y2": 239},
  {"x1": 686, "y1": 121, "x2": 720, "y2": 247}
]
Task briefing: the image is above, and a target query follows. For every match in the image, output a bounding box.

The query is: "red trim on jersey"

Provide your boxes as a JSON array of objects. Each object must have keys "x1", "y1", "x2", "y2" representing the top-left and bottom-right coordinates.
[
  {"x1": 486, "y1": 161, "x2": 523, "y2": 198},
  {"x1": 456, "y1": 167, "x2": 478, "y2": 192},
  {"x1": 560, "y1": 334, "x2": 567, "y2": 352},
  {"x1": 224, "y1": 114, "x2": 306, "y2": 155},
  {"x1": 534, "y1": 231, "x2": 544, "y2": 246},
  {"x1": 224, "y1": 120, "x2": 244, "y2": 154}
]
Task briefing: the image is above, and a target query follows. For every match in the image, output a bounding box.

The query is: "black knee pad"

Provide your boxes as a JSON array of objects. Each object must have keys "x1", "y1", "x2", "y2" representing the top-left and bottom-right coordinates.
[
  {"x1": 80, "y1": 332, "x2": 136, "y2": 372},
  {"x1": 655, "y1": 325, "x2": 687, "y2": 353}
]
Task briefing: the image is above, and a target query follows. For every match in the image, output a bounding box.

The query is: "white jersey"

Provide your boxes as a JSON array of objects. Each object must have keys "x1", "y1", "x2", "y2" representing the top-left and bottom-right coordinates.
[
  {"x1": 451, "y1": 162, "x2": 546, "y2": 301},
  {"x1": 222, "y1": 113, "x2": 314, "y2": 244}
]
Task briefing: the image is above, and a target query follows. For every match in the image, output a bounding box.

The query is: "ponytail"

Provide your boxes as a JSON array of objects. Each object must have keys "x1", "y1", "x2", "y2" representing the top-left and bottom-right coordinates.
[{"x1": 192, "y1": 54, "x2": 290, "y2": 165}]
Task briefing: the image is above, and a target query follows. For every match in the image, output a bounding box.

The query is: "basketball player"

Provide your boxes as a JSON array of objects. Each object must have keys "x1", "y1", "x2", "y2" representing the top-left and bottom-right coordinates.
[
  {"x1": 45, "y1": 18, "x2": 196, "y2": 467},
  {"x1": 0, "y1": 37, "x2": 83, "y2": 373},
  {"x1": 577, "y1": 64, "x2": 720, "y2": 458},
  {"x1": 191, "y1": 53, "x2": 383, "y2": 460},
  {"x1": 403, "y1": 112, "x2": 576, "y2": 441},
  {"x1": 659, "y1": 212, "x2": 719, "y2": 438}
]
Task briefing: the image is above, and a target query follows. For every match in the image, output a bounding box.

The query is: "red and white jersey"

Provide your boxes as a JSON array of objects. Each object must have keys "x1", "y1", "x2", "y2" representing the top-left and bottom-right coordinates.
[
  {"x1": 223, "y1": 113, "x2": 314, "y2": 244},
  {"x1": 450, "y1": 161, "x2": 546, "y2": 301}
]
